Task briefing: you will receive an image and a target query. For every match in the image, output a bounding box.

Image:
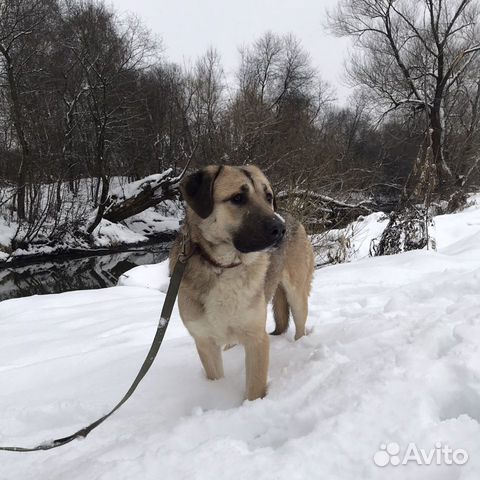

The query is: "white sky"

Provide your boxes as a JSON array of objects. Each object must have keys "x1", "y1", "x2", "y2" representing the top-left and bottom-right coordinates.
[{"x1": 109, "y1": 0, "x2": 353, "y2": 103}]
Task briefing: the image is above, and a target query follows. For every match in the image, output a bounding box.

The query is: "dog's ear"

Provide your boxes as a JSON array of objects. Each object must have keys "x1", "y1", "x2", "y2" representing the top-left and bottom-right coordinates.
[{"x1": 180, "y1": 167, "x2": 222, "y2": 219}]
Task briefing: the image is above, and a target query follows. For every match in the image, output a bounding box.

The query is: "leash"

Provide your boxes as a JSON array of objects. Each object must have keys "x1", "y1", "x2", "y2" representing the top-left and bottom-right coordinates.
[{"x1": 0, "y1": 244, "x2": 189, "y2": 452}]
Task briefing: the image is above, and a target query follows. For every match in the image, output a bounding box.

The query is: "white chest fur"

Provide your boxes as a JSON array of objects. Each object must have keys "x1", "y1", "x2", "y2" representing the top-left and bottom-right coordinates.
[{"x1": 181, "y1": 254, "x2": 269, "y2": 345}]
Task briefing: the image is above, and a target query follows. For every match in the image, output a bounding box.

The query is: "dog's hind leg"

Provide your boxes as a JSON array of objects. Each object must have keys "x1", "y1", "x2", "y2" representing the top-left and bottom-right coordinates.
[
  {"x1": 285, "y1": 284, "x2": 309, "y2": 340},
  {"x1": 195, "y1": 337, "x2": 224, "y2": 380},
  {"x1": 271, "y1": 284, "x2": 289, "y2": 335}
]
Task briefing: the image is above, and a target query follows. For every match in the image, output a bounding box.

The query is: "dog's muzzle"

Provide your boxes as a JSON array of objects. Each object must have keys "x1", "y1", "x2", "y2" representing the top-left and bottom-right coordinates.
[{"x1": 233, "y1": 214, "x2": 286, "y2": 253}]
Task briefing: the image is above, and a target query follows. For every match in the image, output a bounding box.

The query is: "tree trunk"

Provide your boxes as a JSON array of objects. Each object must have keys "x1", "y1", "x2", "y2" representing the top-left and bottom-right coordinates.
[
  {"x1": 0, "y1": 50, "x2": 31, "y2": 219},
  {"x1": 104, "y1": 181, "x2": 179, "y2": 223},
  {"x1": 55, "y1": 179, "x2": 63, "y2": 212},
  {"x1": 429, "y1": 99, "x2": 453, "y2": 194},
  {"x1": 17, "y1": 167, "x2": 27, "y2": 219},
  {"x1": 87, "y1": 129, "x2": 109, "y2": 234},
  {"x1": 87, "y1": 174, "x2": 110, "y2": 234}
]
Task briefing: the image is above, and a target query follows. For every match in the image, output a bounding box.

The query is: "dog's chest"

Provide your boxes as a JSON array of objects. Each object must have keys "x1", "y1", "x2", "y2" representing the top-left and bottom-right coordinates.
[
  {"x1": 205, "y1": 268, "x2": 257, "y2": 313},
  {"x1": 182, "y1": 258, "x2": 269, "y2": 342}
]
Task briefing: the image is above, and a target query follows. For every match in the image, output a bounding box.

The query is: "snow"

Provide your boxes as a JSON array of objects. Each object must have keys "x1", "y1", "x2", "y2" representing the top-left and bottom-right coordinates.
[
  {"x1": 118, "y1": 260, "x2": 171, "y2": 292},
  {"x1": 92, "y1": 219, "x2": 148, "y2": 247},
  {"x1": 91, "y1": 201, "x2": 181, "y2": 248},
  {"x1": 2, "y1": 201, "x2": 480, "y2": 478},
  {"x1": 0, "y1": 216, "x2": 17, "y2": 261},
  {"x1": 0, "y1": 219, "x2": 16, "y2": 248},
  {"x1": 108, "y1": 170, "x2": 173, "y2": 203},
  {"x1": 123, "y1": 204, "x2": 181, "y2": 238},
  {"x1": 313, "y1": 211, "x2": 388, "y2": 264},
  {"x1": 313, "y1": 193, "x2": 480, "y2": 265}
]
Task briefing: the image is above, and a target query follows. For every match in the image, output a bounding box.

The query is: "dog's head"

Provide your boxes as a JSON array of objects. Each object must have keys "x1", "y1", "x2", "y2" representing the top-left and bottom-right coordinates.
[{"x1": 180, "y1": 165, "x2": 285, "y2": 253}]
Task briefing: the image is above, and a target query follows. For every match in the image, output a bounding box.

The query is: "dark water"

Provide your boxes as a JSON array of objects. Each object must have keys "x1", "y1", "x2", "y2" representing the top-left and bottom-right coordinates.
[{"x1": 0, "y1": 244, "x2": 170, "y2": 302}]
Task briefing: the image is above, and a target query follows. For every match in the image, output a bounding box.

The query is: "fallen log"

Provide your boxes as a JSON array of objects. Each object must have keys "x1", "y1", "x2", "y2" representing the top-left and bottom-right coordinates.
[
  {"x1": 277, "y1": 189, "x2": 377, "y2": 230},
  {"x1": 103, "y1": 168, "x2": 182, "y2": 223}
]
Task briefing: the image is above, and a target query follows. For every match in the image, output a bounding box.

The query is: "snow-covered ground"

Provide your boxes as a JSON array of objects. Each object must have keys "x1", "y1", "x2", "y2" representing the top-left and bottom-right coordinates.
[{"x1": 1, "y1": 202, "x2": 480, "y2": 479}]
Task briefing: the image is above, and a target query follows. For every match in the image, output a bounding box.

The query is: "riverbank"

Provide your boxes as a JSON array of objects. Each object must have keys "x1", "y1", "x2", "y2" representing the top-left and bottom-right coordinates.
[
  {"x1": 0, "y1": 242, "x2": 171, "y2": 301},
  {"x1": 0, "y1": 204, "x2": 180, "y2": 269},
  {"x1": 0, "y1": 230, "x2": 176, "y2": 269}
]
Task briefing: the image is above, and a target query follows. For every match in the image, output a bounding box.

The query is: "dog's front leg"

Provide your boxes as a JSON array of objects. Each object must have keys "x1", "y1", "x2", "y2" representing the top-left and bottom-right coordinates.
[
  {"x1": 195, "y1": 337, "x2": 224, "y2": 380},
  {"x1": 244, "y1": 332, "x2": 269, "y2": 401}
]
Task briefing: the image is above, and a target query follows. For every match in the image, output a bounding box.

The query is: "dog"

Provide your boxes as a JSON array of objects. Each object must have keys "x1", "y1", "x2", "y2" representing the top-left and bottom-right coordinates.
[{"x1": 169, "y1": 165, "x2": 314, "y2": 400}]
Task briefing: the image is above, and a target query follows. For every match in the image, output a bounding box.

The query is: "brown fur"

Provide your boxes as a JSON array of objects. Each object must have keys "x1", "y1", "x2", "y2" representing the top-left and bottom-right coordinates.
[
  {"x1": 169, "y1": 165, "x2": 314, "y2": 400},
  {"x1": 271, "y1": 284, "x2": 289, "y2": 336}
]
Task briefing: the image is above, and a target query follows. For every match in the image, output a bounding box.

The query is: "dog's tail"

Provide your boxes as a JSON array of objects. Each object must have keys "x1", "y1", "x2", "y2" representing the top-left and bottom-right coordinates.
[{"x1": 271, "y1": 284, "x2": 289, "y2": 335}]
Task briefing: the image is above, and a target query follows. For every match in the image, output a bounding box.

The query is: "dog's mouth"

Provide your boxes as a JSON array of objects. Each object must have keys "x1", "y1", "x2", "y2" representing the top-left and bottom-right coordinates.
[{"x1": 234, "y1": 237, "x2": 284, "y2": 254}]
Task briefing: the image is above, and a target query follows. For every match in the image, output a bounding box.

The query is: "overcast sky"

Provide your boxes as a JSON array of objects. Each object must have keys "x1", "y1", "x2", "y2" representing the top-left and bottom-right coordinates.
[{"x1": 109, "y1": 0, "x2": 353, "y2": 103}]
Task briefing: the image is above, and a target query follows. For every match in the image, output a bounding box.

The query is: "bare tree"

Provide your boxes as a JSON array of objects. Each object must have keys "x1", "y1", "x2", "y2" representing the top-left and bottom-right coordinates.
[
  {"x1": 230, "y1": 32, "x2": 332, "y2": 177},
  {"x1": 60, "y1": 0, "x2": 156, "y2": 233},
  {"x1": 329, "y1": 0, "x2": 480, "y2": 193},
  {"x1": 188, "y1": 48, "x2": 225, "y2": 165},
  {"x1": 0, "y1": 0, "x2": 54, "y2": 218},
  {"x1": 445, "y1": 55, "x2": 480, "y2": 188}
]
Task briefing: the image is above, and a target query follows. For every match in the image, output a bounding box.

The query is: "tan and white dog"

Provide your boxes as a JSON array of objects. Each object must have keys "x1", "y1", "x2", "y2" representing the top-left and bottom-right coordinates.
[{"x1": 169, "y1": 165, "x2": 314, "y2": 400}]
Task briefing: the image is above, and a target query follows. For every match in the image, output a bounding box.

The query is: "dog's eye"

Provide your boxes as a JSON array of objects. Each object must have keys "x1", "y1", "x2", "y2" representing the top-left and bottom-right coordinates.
[
  {"x1": 230, "y1": 193, "x2": 246, "y2": 205},
  {"x1": 266, "y1": 192, "x2": 273, "y2": 203}
]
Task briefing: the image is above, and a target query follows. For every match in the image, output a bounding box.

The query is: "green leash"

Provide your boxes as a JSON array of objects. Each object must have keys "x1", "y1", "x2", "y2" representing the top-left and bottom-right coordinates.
[{"x1": 0, "y1": 254, "x2": 187, "y2": 452}]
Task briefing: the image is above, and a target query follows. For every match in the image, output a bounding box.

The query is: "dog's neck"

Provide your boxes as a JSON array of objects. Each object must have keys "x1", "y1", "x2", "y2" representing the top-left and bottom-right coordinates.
[
  {"x1": 194, "y1": 241, "x2": 242, "y2": 269},
  {"x1": 185, "y1": 225, "x2": 242, "y2": 268},
  {"x1": 185, "y1": 222, "x2": 265, "y2": 269}
]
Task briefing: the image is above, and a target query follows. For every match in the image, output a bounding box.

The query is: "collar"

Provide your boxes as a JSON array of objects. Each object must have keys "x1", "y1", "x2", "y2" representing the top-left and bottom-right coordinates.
[{"x1": 193, "y1": 242, "x2": 242, "y2": 269}]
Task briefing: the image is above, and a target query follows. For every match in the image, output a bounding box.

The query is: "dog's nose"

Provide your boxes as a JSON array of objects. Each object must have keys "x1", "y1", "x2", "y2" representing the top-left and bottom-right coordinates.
[{"x1": 267, "y1": 217, "x2": 286, "y2": 242}]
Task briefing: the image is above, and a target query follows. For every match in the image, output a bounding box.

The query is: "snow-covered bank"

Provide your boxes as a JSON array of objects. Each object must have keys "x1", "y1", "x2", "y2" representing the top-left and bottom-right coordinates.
[
  {"x1": 313, "y1": 193, "x2": 480, "y2": 265},
  {"x1": 0, "y1": 204, "x2": 179, "y2": 266},
  {"x1": 1, "y1": 205, "x2": 480, "y2": 479},
  {"x1": 0, "y1": 176, "x2": 181, "y2": 265}
]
